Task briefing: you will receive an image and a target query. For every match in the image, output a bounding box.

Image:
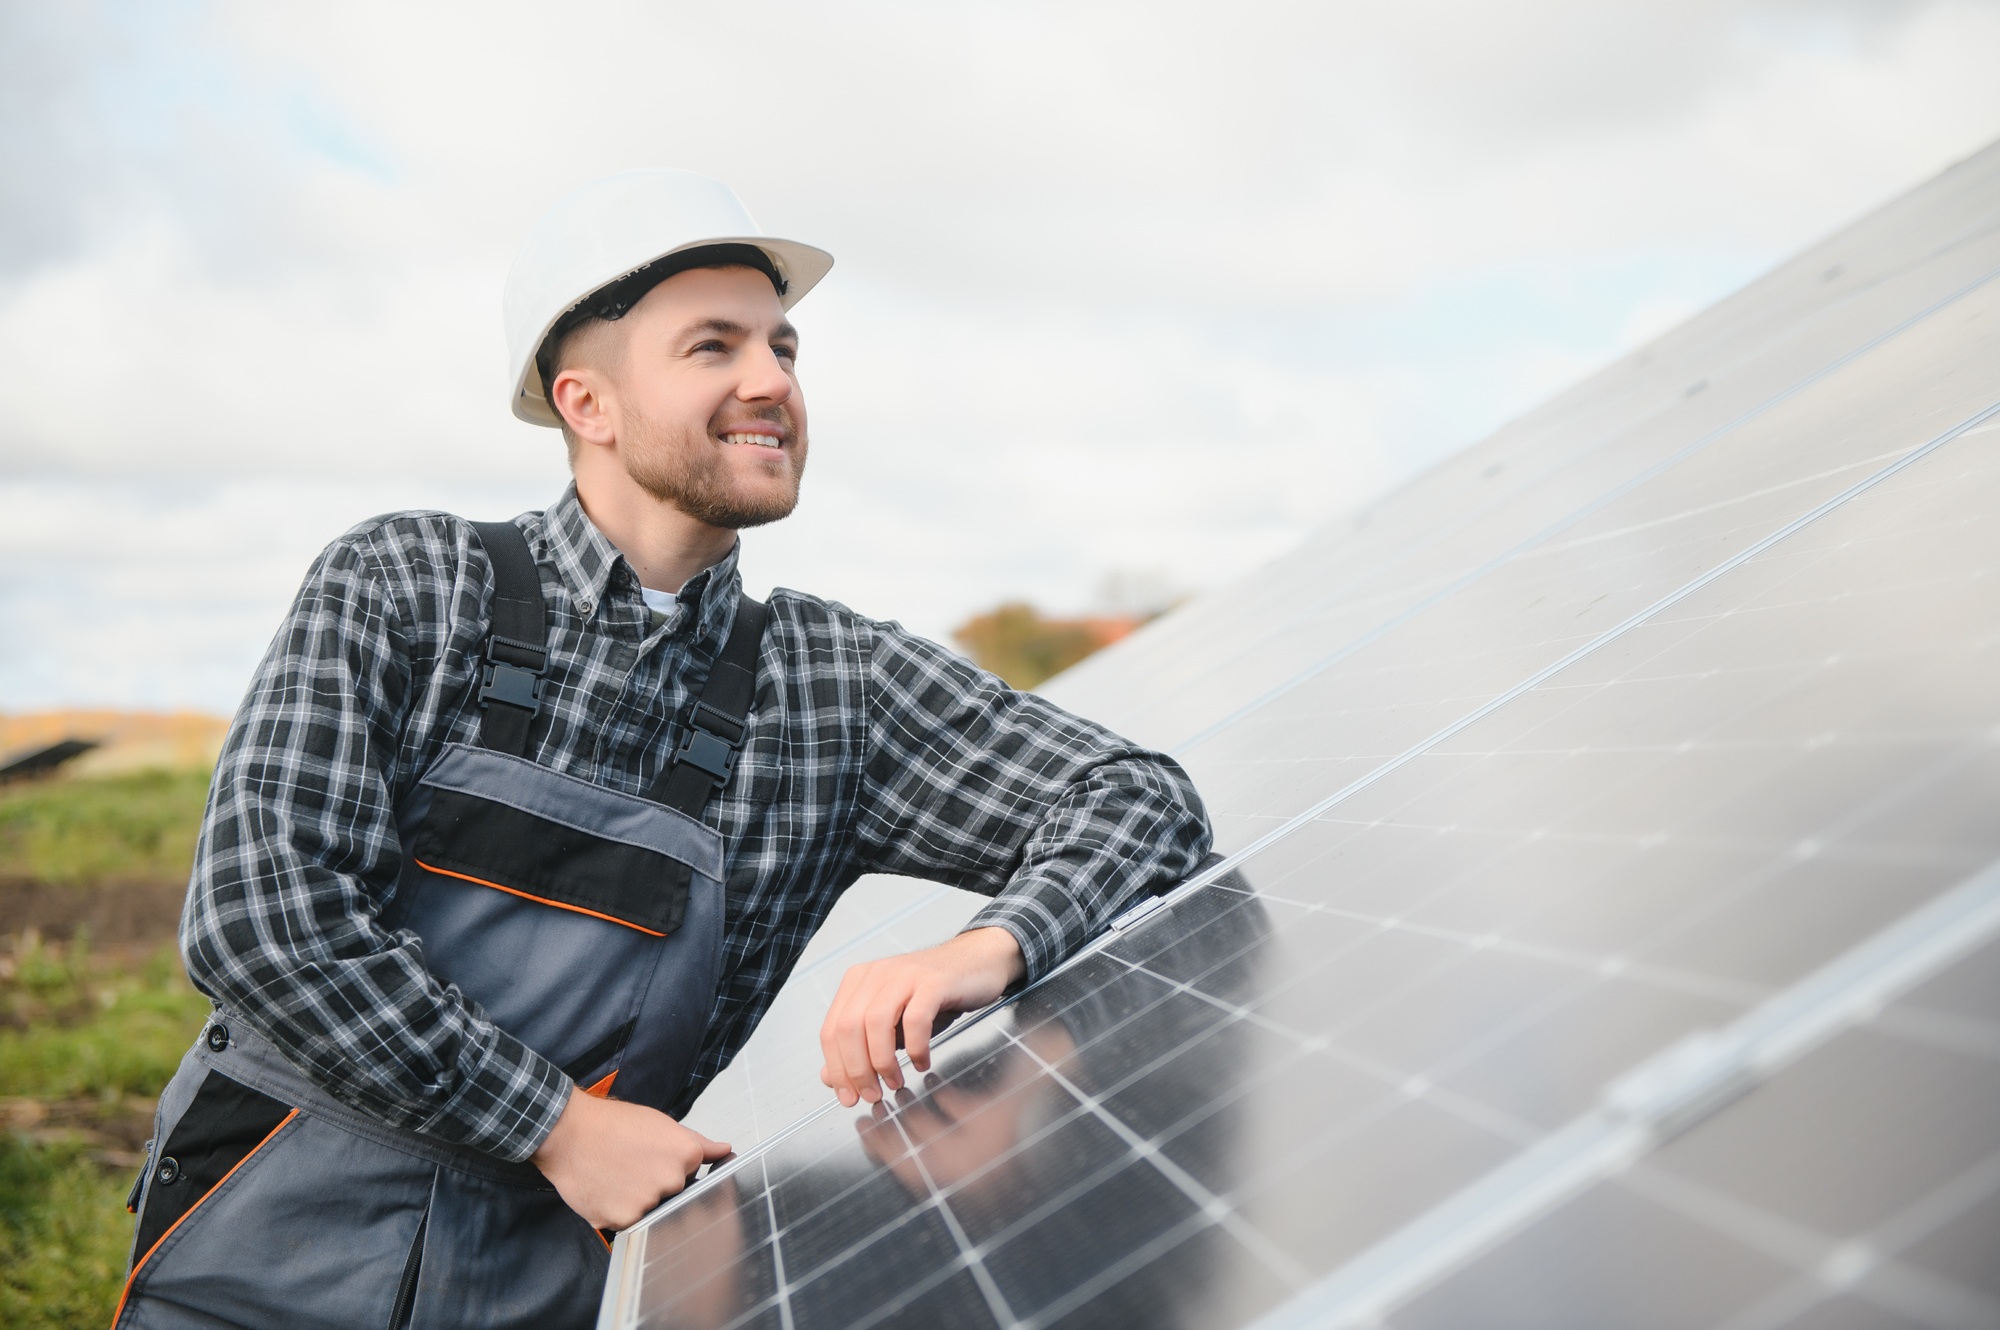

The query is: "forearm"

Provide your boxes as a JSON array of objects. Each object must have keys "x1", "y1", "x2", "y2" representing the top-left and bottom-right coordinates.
[
  {"x1": 858, "y1": 625, "x2": 1213, "y2": 974},
  {"x1": 187, "y1": 756, "x2": 577, "y2": 1165},
  {"x1": 183, "y1": 881, "x2": 574, "y2": 1160},
  {"x1": 961, "y1": 754, "x2": 1212, "y2": 981}
]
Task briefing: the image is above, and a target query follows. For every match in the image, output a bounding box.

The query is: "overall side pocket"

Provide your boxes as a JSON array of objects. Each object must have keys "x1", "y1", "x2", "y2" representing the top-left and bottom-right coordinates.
[
  {"x1": 387, "y1": 1178, "x2": 434, "y2": 1330},
  {"x1": 129, "y1": 1072, "x2": 296, "y2": 1264}
]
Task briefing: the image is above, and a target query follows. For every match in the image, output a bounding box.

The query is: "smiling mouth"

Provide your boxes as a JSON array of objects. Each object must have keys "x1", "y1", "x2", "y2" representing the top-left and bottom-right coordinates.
[{"x1": 720, "y1": 431, "x2": 784, "y2": 449}]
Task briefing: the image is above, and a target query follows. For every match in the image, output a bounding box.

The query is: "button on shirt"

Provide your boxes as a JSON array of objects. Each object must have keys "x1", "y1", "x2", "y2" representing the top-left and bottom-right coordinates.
[{"x1": 182, "y1": 485, "x2": 1212, "y2": 1163}]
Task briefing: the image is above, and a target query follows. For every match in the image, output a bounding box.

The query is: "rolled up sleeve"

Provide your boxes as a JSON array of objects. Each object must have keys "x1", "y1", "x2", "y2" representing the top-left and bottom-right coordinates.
[
  {"x1": 181, "y1": 528, "x2": 571, "y2": 1162},
  {"x1": 854, "y1": 622, "x2": 1211, "y2": 982}
]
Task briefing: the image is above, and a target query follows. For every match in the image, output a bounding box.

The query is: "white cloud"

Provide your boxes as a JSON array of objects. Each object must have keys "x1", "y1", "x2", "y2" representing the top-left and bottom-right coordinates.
[{"x1": 5, "y1": 0, "x2": 2000, "y2": 710}]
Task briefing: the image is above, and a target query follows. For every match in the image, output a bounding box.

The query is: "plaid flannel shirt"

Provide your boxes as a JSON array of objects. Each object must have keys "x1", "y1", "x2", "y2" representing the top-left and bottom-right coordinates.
[{"x1": 182, "y1": 485, "x2": 1210, "y2": 1163}]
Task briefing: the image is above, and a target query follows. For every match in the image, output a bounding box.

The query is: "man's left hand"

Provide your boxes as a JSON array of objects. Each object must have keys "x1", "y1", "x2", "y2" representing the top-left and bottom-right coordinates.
[{"x1": 818, "y1": 926, "x2": 1026, "y2": 1107}]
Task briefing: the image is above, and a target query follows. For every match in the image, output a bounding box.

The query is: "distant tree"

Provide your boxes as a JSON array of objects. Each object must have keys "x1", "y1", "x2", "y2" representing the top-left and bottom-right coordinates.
[{"x1": 952, "y1": 602, "x2": 1142, "y2": 690}]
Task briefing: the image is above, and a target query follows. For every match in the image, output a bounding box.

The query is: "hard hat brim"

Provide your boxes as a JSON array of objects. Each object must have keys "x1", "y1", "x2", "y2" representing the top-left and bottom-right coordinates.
[{"x1": 511, "y1": 235, "x2": 833, "y2": 427}]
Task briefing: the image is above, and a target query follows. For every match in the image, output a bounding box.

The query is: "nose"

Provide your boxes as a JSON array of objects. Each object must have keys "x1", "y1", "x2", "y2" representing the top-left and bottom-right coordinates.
[{"x1": 737, "y1": 342, "x2": 793, "y2": 405}]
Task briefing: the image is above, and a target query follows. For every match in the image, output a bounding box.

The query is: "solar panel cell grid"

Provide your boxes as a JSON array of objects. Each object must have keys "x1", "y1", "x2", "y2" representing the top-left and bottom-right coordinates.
[
  {"x1": 682, "y1": 878, "x2": 986, "y2": 1148},
  {"x1": 1390, "y1": 940, "x2": 2000, "y2": 1330}
]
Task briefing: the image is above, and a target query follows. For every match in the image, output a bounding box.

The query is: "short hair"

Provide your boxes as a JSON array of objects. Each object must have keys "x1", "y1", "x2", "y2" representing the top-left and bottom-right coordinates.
[{"x1": 534, "y1": 242, "x2": 788, "y2": 427}]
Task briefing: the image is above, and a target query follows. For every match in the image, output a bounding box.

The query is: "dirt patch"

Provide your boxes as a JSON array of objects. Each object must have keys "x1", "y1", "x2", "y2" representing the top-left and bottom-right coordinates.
[
  {"x1": 0, "y1": 1095, "x2": 155, "y2": 1163},
  {"x1": 0, "y1": 878, "x2": 188, "y2": 951}
]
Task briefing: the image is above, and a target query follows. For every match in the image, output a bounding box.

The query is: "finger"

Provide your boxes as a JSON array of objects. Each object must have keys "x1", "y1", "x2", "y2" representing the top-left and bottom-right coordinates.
[
  {"x1": 673, "y1": 1141, "x2": 721, "y2": 1185},
  {"x1": 838, "y1": 982, "x2": 884, "y2": 1103},
  {"x1": 826, "y1": 979, "x2": 875, "y2": 1105},
  {"x1": 902, "y1": 986, "x2": 943, "y2": 1073},
  {"x1": 864, "y1": 989, "x2": 906, "y2": 1093},
  {"x1": 821, "y1": 986, "x2": 869, "y2": 1104},
  {"x1": 819, "y1": 966, "x2": 871, "y2": 1102},
  {"x1": 621, "y1": 1172, "x2": 678, "y2": 1228},
  {"x1": 699, "y1": 1134, "x2": 734, "y2": 1160}
]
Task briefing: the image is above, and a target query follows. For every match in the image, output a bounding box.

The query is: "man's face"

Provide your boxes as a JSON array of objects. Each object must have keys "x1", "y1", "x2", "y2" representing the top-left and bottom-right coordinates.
[{"x1": 596, "y1": 264, "x2": 808, "y2": 529}]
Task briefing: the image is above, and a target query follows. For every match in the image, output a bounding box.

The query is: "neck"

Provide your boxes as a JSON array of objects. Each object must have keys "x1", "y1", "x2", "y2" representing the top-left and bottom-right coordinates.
[{"x1": 573, "y1": 471, "x2": 737, "y2": 594}]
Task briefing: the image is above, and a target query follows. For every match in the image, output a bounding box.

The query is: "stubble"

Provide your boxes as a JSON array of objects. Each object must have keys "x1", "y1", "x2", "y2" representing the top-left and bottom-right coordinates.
[{"x1": 624, "y1": 407, "x2": 806, "y2": 529}]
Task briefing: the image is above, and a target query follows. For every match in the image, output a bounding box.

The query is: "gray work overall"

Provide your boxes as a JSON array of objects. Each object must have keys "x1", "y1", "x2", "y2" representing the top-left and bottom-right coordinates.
[{"x1": 118, "y1": 522, "x2": 766, "y2": 1330}]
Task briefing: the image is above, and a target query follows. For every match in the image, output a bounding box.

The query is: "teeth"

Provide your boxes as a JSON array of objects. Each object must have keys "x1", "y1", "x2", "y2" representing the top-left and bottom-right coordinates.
[{"x1": 723, "y1": 432, "x2": 781, "y2": 447}]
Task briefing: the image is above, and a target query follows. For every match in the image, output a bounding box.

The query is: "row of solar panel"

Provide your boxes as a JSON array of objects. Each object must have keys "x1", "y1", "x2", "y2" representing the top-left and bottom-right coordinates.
[{"x1": 606, "y1": 141, "x2": 2000, "y2": 1329}]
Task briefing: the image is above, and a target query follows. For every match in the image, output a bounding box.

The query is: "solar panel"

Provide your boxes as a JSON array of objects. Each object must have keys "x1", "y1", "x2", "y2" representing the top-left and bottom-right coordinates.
[
  {"x1": 680, "y1": 878, "x2": 986, "y2": 1148},
  {"x1": 598, "y1": 143, "x2": 2000, "y2": 1329}
]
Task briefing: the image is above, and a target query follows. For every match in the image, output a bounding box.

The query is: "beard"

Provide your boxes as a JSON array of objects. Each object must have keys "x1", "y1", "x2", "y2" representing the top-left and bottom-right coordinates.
[{"x1": 623, "y1": 406, "x2": 806, "y2": 529}]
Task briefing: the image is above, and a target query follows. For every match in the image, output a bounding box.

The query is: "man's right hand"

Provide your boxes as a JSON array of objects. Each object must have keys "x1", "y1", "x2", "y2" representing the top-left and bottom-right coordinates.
[{"x1": 531, "y1": 1088, "x2": 732, "y2": 1231}]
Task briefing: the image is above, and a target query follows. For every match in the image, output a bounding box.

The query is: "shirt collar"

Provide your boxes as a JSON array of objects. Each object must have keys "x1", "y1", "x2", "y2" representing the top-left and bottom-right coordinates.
[
  {"x1": 538, "y1": 482, "x2": 743, "y2": 633},
  {"x1": 539, "y1": 483, "x2": 619, "y2": 617},
  {"x1": 676, "y1": 539, "x2": 743, "y2": 644}
]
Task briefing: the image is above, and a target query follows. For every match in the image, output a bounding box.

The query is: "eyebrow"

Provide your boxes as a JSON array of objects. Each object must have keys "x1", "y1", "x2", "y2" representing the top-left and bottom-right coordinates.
[{"x1": 679, "y1": 318, "x2": 800, "y2": 344}]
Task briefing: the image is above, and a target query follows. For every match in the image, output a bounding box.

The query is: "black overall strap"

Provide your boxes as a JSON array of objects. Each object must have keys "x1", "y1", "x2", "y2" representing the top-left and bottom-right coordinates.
[
  {"x1": 651, "y1": 595, "x2": 769, "y2": 818},
  {"x1": 468, "y1": 521, "x2": 549, "y2": 757}
]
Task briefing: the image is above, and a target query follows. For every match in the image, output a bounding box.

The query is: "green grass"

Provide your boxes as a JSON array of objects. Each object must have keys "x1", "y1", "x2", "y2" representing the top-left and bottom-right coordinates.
[
  {"x1": 0, "y1": 768, "x2": 213, "y2": 886},
  {"x1": 0, "y1": 938, "x2": 209, "y2": 1100},
  {"x1": 0, "y1": 767, "x2": 217, "y2": 1325},
  {"x1": 0, "y1": 935, "x2": 210, "y2": 1327},
  {"x1": 0, "y1": 1135, "x2": 132, "y2": 1329}
]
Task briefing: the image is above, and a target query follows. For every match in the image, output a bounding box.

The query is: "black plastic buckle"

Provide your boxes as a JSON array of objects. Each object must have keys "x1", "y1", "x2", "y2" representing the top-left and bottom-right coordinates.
[
  {"x1": 687, "y1": 700, "x2": 745, "y2": 745},
  {"x1": 674, "y1": 726, "x2": 737, "y2": 787},
  {"x1": 478, "y1": 632, "x2": 547, "y2": 713},
  {"x1": 478, "y1": 660, "x2": 545, "y2": 712}
]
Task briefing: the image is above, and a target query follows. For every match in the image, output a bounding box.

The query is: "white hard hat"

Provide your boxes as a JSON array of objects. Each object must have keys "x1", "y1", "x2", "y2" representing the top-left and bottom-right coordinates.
[{"x1": 503, "y1": 169, "x2": 834, "y2": 426}]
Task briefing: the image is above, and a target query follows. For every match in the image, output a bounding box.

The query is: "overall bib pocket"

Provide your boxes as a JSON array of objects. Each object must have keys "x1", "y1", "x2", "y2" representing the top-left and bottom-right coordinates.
[{"x1": 384, "y1": 744, "x2": 727, "y2": 1095}]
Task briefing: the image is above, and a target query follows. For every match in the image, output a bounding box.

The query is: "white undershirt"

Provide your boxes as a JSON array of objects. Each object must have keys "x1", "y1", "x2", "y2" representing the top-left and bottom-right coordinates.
[{"x1": 639, "y1": 584, "x2": 684, "y2": 631}]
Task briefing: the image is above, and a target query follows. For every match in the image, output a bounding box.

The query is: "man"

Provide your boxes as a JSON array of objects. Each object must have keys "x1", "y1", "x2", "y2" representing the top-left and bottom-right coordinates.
[{"x1": 119, "y1": 169, "x2": 1209, "y2": 1329}]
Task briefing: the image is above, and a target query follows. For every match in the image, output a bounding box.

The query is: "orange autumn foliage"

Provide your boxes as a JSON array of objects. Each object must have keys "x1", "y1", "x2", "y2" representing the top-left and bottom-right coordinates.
[{"x1": 952, "y1": 603, "x2": 1142, "y2": 690}]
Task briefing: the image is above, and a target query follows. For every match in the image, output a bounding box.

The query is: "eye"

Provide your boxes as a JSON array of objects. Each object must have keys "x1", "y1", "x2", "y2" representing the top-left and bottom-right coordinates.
[
  {"x1": 773, "y1": 343, "x2": 797, "y2": 362},
  {"x1": 691, "y1": 339, "x2": 728, "y2": 354}
]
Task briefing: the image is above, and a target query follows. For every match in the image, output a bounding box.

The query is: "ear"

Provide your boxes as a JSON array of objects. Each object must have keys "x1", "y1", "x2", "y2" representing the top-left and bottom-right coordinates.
[{"x1": 550, "y1": 365, "x2": 616, "y2": 448}]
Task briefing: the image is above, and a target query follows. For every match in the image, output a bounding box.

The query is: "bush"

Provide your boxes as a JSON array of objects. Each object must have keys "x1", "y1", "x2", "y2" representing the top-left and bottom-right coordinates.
[{"x1": 952, "y1": 602, "x2": 1140, "y2": 689}]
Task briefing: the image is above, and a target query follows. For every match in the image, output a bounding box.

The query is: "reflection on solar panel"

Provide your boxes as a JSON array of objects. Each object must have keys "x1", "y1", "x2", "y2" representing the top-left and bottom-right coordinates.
[{"x1": 600, "y1": 144, "x2": 2000, "y2": 1329}]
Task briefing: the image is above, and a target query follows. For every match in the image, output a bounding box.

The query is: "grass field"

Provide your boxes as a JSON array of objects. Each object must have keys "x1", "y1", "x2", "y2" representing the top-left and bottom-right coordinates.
[
  {"x1": 0, "y1": 766, "x2": 211, "y2": 887},
  {"x1": 0, "y1": 769, "x2": 213, "y2": 1328}
]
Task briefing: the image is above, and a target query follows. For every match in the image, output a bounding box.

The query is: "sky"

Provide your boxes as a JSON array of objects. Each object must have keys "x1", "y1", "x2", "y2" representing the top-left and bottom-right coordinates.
[{"x1": 4, "y1": 0, "x2": 1999, "y2": 714}]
